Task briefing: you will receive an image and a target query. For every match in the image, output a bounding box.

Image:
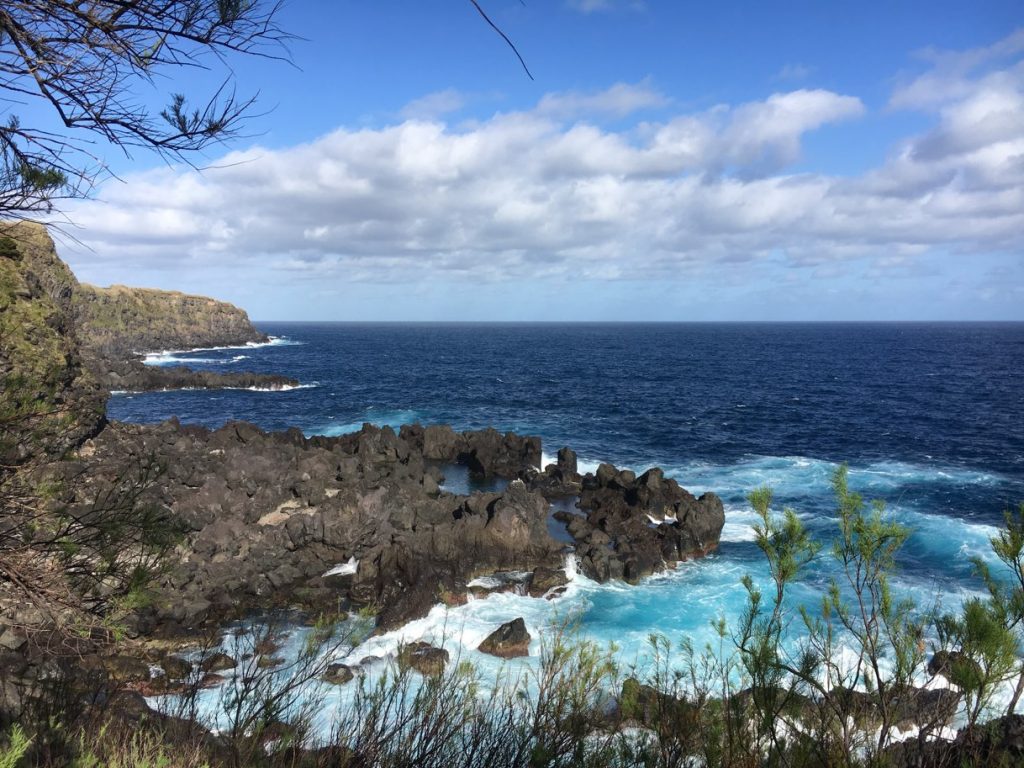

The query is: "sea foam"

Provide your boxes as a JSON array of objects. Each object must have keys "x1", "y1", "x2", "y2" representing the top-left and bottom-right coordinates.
[{"x1": 141, "y1": 336, "x2": 301, "y2": 366}]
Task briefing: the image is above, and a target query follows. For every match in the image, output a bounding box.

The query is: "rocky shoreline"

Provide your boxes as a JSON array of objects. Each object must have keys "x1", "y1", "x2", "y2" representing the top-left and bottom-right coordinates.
[
  {"x1": 74, "y1": 418, "x2": 725, "y2": 638},
  {"x1": 96, "y1": 355, "x2": 300, "y2": 393}
]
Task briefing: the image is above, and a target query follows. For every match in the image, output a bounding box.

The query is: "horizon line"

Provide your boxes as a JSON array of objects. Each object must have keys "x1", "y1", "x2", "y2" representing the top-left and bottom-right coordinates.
[{"x1": 252, "y1": 319, "x2": 1024, "y2": 324}]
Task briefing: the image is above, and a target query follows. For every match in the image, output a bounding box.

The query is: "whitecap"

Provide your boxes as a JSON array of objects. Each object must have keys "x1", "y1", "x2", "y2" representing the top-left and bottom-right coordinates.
[
  {"x1": 308, "y1": 409, "x2": 424, "y2": 438},
  {"x1": 139, "y1": 336, "x2": 302, "y2": 365},
  {"x1": 106, "y1": 382, "x2": 317, "y2": 395},
  {"x1": 323, "y1": 557, "x2": 358, "y2": 578},
  {"x1": 232, "y1": 383, "x2": 318, "y2": 392},
  {"x1": 143, "y1": 352, "x2": 252, "y2": 366}
]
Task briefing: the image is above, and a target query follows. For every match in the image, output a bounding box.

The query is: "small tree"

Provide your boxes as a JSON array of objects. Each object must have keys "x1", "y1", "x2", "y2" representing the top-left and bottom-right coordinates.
[
  {"x1": 972, "y1": 502, "x2": 1024, "y2": 715},
  {"x1": 934, "y1": 597, "x2": 1017, "y2": 728},
  {"x1": 733, "y1": 485, "x2": 819, "y2": 761}
]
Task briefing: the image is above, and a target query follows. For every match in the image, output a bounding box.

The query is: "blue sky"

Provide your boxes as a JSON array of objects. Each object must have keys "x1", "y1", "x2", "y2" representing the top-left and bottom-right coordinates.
[{"x1": 55, "y1": 1, "x2": 1024, "y2": 320}]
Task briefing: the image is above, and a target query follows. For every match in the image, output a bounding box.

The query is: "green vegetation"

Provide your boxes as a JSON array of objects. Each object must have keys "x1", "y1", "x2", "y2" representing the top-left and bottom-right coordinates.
[
  {"x1": 0, "y1": 225, "x2": 103, "y2": 464},
  {"x1": 0, "y1": 727, "x2": 30, "y2": 768}
]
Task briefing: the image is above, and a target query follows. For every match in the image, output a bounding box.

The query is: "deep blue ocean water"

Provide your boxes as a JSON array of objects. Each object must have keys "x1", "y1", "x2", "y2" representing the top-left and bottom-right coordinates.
[{"x1": 117, "y1": 323, "x2": 1024, "y2": 726}]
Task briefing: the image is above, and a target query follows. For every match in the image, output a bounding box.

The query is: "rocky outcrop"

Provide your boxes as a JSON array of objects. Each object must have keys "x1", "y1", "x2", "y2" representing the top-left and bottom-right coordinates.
[
  {"x1": 885, "y1": 713, "x2": 1024, "y2": 767},
  {"x1": 927, "y1": 650, "x2": 983, "y2": 688},
  {"x1": 619, "y1": 677, "x2": 699, "y2": 735},
  {"x1": 71, "y1": 420, "x2": 565, "y2": 634},
  {"x1": 69, "y1": 418, "x2": 724, "y2": 637},
  {"x1": 96, "y1": 356, "x2": 299, "y2": 393},
  {"x1": 554, "y1": 464, "x2": 725, "y2": 583},
  {"x1": 402, "y1": 424, "x2": 542, "y2": 477},
  {"x1": 531, "y1": 447, "x2": 584, "y2": 497}
]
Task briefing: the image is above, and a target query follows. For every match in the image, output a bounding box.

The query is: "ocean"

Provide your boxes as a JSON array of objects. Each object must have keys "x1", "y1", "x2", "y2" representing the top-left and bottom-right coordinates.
[{"x1": 112, "y1": 322, "x2": 1024, "y2": 729}]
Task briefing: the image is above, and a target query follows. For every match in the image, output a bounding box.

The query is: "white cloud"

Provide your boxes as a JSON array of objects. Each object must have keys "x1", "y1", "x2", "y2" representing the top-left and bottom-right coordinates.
[
  {"x1": 63, "y1": 48, "x2": 1024, "y2": 287},
  {"x1": 399, "y1": 88, "x2": 466, "y2": 120},
  {"x1": 890, "y1": 28, "x2": 1024, "y2": 110},
  {"x1": 536, "y1": 80, "x2": 668, "y2": 118}
]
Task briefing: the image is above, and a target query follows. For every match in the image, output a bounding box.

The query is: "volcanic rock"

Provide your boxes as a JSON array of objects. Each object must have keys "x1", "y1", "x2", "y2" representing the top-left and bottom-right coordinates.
[
  {"x1": 398, "y1": 642, "x2": 449, "y2": 676},
  {"x1": 568, "y1": 464, "x2": 725, "y2": 583},
  {"x1": 199, "y1": 652, "x2": 236, "y2": 673},
  {"x1": 323, "y1": 663, "x2": 355, "y2": 685},
  {"x1": 529, "y1": 567, "x2": 569, "y2": 598},
  {"x1": 478, "y1": 618, "x2": 531, "y2": 658},
  {"x1": 928, "y1": 649, "x2": 983, "y2": 687}
]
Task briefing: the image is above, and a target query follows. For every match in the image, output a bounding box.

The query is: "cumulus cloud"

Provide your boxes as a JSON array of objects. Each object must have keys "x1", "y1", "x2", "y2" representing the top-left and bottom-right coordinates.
[{"x1": 63, "y1": 40, "x2": 1024, "y2": 286}]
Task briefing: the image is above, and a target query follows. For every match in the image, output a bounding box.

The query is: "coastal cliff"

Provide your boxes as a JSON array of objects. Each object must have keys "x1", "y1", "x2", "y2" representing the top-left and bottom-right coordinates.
[
  {"x1": 1, "y1": 222, "x2": 292, "y2": 395},
  {"x1": 74, "y1": 283, "x2": 268, "y2": 358},
  {"x1": 75, "y1": 281, "x2": 300, "y2": 390},
  {"x1": 0, "y1": 222, "x2": 106, "y2": 463}
]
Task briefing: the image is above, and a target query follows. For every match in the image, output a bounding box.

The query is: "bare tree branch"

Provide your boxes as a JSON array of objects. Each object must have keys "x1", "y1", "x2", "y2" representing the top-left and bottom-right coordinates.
[
  {"x1": 468, "y1": 0, "x2": 534, "y2": 81},
  {"x1": 0, "y1": 0, "x2": 292, "y2": 218}
]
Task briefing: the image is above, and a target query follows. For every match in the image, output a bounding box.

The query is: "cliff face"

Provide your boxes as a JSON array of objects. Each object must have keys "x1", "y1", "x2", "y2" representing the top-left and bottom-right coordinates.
[
  {"x1": 0, "y1": 222, "x2": 106, "y2": 464},
  {"x1": 75, "y1": 283, "x2": 267, "y2": 357},
  {"x1": 72, "y1": 282, "x2": 295, "y2": 392},
  {"x1": 1, "y1": 222, "x2": 284, "y2": 458}
]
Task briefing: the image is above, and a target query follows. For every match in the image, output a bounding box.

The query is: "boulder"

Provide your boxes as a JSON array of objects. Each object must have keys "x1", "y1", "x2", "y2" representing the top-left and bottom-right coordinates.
[
  {"x1": 198, "y1": 673, "x2": 227, "y2": 688},
  {"x1": 82, "y1": 654, "x2": 151, "y2": 685},
  {"x1": 529, "y1": 567, "x2": 569, "y2": 598},
  {"x1": 398, "y1": 642, "x2": 449, "y2": 676},
  {"x1": 478, "y1": 618, "x2": 531, "y2": 659},
  {"x1": 619, "y1": 678, "x2": 698, "y2": 735},
  {"x1": 159, "y1": 655, "x2": 191, "y2": 680},
  {"x1": 199, "y1": 652, "x2": 236, "y2": 673},
  {"x1": 323, "y1": 663, "x2": 355, "y2": 685}
]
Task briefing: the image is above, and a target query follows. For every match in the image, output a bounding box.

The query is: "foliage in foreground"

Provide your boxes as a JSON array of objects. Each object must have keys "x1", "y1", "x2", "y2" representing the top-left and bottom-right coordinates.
[{"x1": 2, "y1": 472, "x2": 1023, "y2": 768}]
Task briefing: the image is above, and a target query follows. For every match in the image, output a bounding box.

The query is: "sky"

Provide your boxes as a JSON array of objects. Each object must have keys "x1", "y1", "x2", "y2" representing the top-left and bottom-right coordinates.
[{"x1": 51, "y1": 1, "x2": 1024, "y2": 321}]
